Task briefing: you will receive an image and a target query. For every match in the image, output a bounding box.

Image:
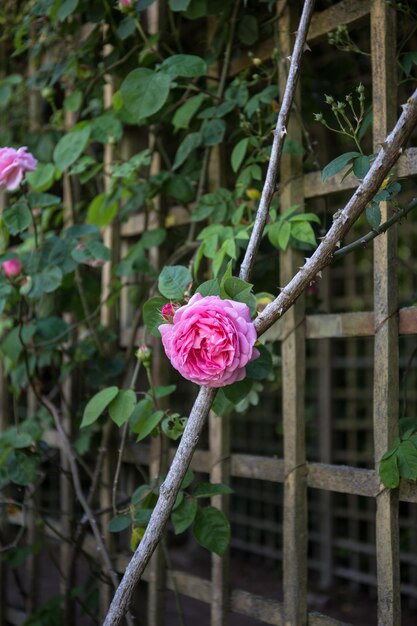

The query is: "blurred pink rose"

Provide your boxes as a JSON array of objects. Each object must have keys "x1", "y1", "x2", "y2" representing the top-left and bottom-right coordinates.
[
  {"x1": 2, "y1": 258, "x2": 22, "y2": 278},
  {"x1": 0, "y1": 147, "x2": 37, "y2": 191},
  {"x1": 159, "y1": 293, "x2": 259, "y2": 387},
  {"x1": 161, "y1": 302, "x2": 179, "y2": 322}
]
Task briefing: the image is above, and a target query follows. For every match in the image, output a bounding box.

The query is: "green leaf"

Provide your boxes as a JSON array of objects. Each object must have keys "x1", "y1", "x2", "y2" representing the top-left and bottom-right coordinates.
[
  {"x1": 193, "y1": 506, "x2": 230, "y2": 556},
  {"x1": 153, "y1": 384, "x2": 177, "y2": 399},
  {"x1": 143, "y1": 296, "x2": 168, "y2": 337},
  {"x1": 108, "y1": 514, "x2": 131, "y2": 533},
  {"x1": 8, "y1": 452, "x2": 39, "y2": 486},
  {"x1": 366, "y1": 203, "x2": 381, "y2": 229},
  {"x1": 194, "y1": 483, "x2": 233, "y2": 498},
  {"x1": 130, "y1": 398, "x2": 153, "y2": 431},
  {"x1": 53, "y1": 125, "x2": 91, "y2": 171},
  {"x1": 120, "y1": 68, "x2": 171, "y2": 121},
  {"x1": 202, "y1": 119, "x2": 226, "y2": 146},
  {"x1": 160, "y1": 54, "x2": 207, "y2": 78},
  {"x1": 86, "y1": 193, "x2": 118, "y2": 228},
  {"x1": 135, "y1": 410, "x2": 164, "y2": 441},
  {"x1": 290, "y1": 221, "x2": 316, "y2": 247},
  {"x1": 3, "y1": 200, "x2": 32, "y2": 235},
  {"x1": 57, "y1": 0, "x2": 78, "y2": 21},
  {"x1": 161, "y1": 414, "x2": 187, "y2": 440},
  {"x1": 181, "y1": 469, "x2": 194, "y2": 489},
  {"x1": 397, "y1": 440, "x2": 417, "y2": 480},
  {"x1": 222, "y1": 276, "x2": 256, "y2": 316},
  {"x1": 196, "y1": 279, "x2": 221, "y2": 296},
  {"x1": 90, "y1": 113, "x2": 123, "y2": 144},
  {"x1": 108, "y1": 389, "x2": 137, "y2": 427},
  {"x1": 14, "y1": 433, "x2": 33, "y2": 449},
  {"x1": 246, "y1": 344, "x2": 272, "y2": 380},
  {"x1": 231, "y1": 138, "x2": 249, "y2": 173},
  {"x1": 380, "y1": 453, "x2": 400, "y2": 488},
  {"x1": 172, "y1": 94, "x2": 206, "y2": 130},
  {"x1": 165, "y1": 176, "x2": 194, "y2": 202},
  {"x1": 322, "y1": 152, "x2": 360, "y2": 182},
  {"x1": 169, "y1": 0, "x2": 191, "y2": 10},
  {"x1": 237, "y1": 15, "x2": 258, "y2": 46},
  {"x1": 173, "y1": 132, "x2": 202, "y2": 170},
  {"x1": 64, "y1": 90, "x2": 82, "y2": 112},
  {"x1": 28, "y1": 266, "x2": 63, "y2": 298},
  {"x1": 81, "y1": 386, "x2": 119, "y2": 428},
  {"x1": 171, "y1": 497, "x2": 197, "y2": 534},
  {"x1": 141, "y1": 228, "x2": 167, "y2": 249},
  {"x1": 353, "y1": 155, "x2": 371, "y2": 179},
  {"x1": 26, "y1": 163, "x2": 56, "y2": 192},
  {"x1": 223, "y1": 379, "x2": 252, "y2": 405},
  {"x1": 158, "y1": 265, "x2": 192, "y2": 299}
]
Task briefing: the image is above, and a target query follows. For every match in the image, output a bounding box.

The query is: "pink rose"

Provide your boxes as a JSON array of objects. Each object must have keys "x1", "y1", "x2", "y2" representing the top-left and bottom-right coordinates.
[
  {"x1": 161, "y1": 302, "x2": 179, "y2": 322},
  {"x1": 2, "y1": 258, "x2": 22, "y2": 278},
  {"x1": 159, "y1": 293, "x2": 259, "y2": 388},
  {"x1": 0, "y1": 147, "x2": 37, "y2": 191}
]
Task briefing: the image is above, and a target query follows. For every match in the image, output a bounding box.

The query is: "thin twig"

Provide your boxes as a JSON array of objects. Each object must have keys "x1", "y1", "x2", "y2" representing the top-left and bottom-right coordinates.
[
  {"x1": 333, "y1": 196, "x2": 417, "y2": 261},
  {"x1": 239, "y1": 0, "x2": 316, "y2": 282},
  {"x1": 40, "y1": 397, "x2": 135, "y2": 626}
]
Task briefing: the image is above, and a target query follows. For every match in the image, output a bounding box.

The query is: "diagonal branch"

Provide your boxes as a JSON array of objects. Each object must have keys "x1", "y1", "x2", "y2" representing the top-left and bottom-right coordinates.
[{"x1": 239, "y1": 0, "x2": 316, "y2": 282}]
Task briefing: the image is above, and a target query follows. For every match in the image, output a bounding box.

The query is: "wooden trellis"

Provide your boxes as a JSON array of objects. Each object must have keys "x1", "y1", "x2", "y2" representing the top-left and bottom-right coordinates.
[
  {"x1": 3, "y1": 1, "x2": 417, "y2": 625},
  {"x1": 119, "y1": 1, "x2": 417, "y2": 625}
]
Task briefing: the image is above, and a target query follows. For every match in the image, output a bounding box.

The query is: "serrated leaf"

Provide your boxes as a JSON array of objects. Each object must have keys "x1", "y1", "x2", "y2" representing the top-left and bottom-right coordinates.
[
  {"x1": 173, "y1": 132, "x2": 202, "y2": 170},
  {"x1": 193, "y1": 506, "x2": 231, "y2": 556},
  {"x1": 108, "y1": 514, "x2": 131, "y2": 533},
  {"x1": 231, "y1": 138, "x2": 249, "y2": 173},
  {"x1": 278, "y1": 221, "x2": 291, "y2": 250},
  {"x1": 366, "y1": 203, "x2": 381, "y2": 229},
  {"x1": 153, "y1": 384, "x2": 177, "y2": 399},
  {"x1": 379, "y1": 453, "x2": 400, "y2": 488},
  {"x1": 81, "y1": 386, "x2": 119, "y2": 428},
  {"x1": 108, "y1": 389, "x2": 137, "y2": 427},
  {"x1": 181, "y1": 469, "x2": 194, "y2": 489},
  {"x1": 202, "y1": 119, "x2": 226, "y2": 146},
  {"x1": 196, "y1": 279, "x2": 221, "y2": 296},
  {"x1": 352, "y1": 155, "x2": 371, "y2": 179},
  {"x1": 171, "y1": 497, "x2": 197, "y2": 534},
  {"x1": 246, "y1": 344, "x2": 272, "y2": 380},
  {"x1": 3, "y1": 200, "x2": 32, "y2": 235},
  {"x1": 143, "y1": 296, "x2": 168, "y2": 337},
  {"x1": 158, "y1": 265, "x2": 192, "y2": 299},
  {"x1": 194, "y1": 483, "x2": 233, "y2": 498},
  {"x1": 160, "y1": 54, "x2": 207, "y2": 78},
  {"x1": 322, "y1": 151, "x2": 360, "y2": 182},
  {"x1": 121, "y1": 68, "x2": 171, "y2": 121},
  {"x1": 290, "y1": 221, "x2": 316, "y2": 247},
  {"x1": 53, "y1": 126, "x2": 91, "y2": 171},
  {"x1": 172, "y1": 94, "x2": 206, "y2": 130},
  {"x1": 397, "y1": 440, "x2": 417, "y2": 480},
  {"x1": 135, "y1": 410, "x2": 164, "y2": 441}
]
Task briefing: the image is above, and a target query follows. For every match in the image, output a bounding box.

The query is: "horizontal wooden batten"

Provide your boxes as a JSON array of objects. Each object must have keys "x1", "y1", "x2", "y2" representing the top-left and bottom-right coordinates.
[
  {"x1": 118, "y1": 148, "x2": 417, "y2": 238},
  {"x1": 263, "y1": 306, "x2": 417, "y2": 342},
  {"x1": 114, "y1": 557, "x2": 351, "y2": 626},
  {"x1": 304, "y1": 147, "x2": 417, "y2": 198}
]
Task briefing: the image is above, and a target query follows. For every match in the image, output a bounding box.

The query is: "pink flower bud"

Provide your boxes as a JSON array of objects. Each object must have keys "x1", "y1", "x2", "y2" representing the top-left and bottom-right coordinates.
[
  {"x1": 2, "y1": 258, "x2": 22, "y2": 278},
  {"x1": 0, "y1": 147, "x2": 37, "y2": 191},
  {"x1": 161, "y1": 302, "x2": 179, "y2": 323}
]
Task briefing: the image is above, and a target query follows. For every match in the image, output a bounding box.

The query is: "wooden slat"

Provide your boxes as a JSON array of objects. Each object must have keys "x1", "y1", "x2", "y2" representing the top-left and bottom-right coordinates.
[
  {"x1": 278, "y1": 4, "x2": 308, "y2": 624},
  {"x1": 303, "y1": 147, "x2": 417, "y2": 198},
  {"x1": 371, "y1": 3, "x2": 401, "y2": 625},
  {"x1": 118, "y1": 146, "x2": 417, "y2": 238}
]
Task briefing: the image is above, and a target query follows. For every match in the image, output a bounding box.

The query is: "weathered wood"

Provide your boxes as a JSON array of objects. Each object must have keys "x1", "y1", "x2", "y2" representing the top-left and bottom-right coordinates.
[
  {"x1": 278, "y1": 3, "x2": 308, "y2": 624},
  {"x1": 303, "y1": 147, "x2": 417, "y2": 199},
  {"x1": 371, "y1": 2, "x2": 401, "y2": 624}
]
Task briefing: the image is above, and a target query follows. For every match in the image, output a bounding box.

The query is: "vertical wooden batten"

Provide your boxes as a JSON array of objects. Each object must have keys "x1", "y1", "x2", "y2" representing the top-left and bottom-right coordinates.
[
  {"x1": 278, "y1": 2, "x2": 307, "y2": 624},
  {"x1": 371, "y1": 2, "x2": 401, "y2": 625}
]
